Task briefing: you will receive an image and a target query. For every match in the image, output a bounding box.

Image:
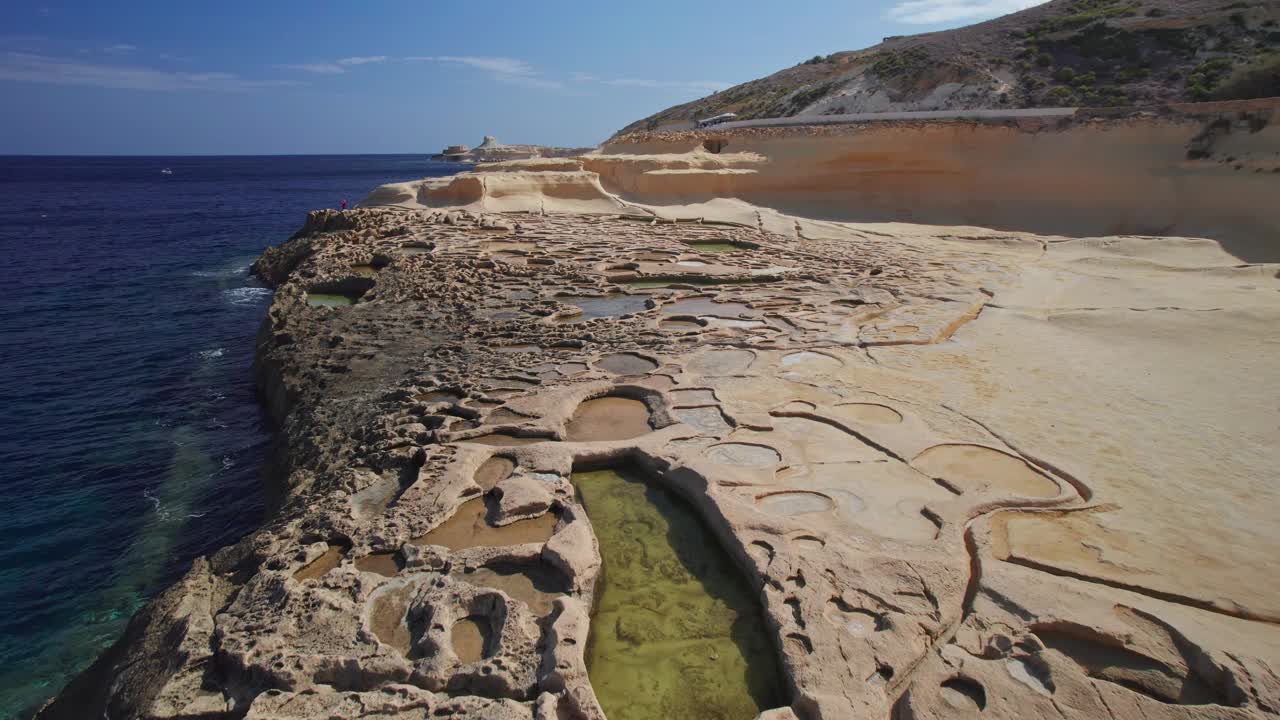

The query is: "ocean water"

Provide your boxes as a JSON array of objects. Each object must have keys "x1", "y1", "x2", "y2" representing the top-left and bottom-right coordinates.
[{"x1": 0, "y1": 155, "x2": 462, "y2": 718}]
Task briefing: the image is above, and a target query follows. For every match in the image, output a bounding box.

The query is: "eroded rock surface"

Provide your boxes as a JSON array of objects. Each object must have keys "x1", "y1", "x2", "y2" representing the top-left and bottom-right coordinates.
[{"x1": 38, "y1": 178, "x2": 1280, "y2": 720}]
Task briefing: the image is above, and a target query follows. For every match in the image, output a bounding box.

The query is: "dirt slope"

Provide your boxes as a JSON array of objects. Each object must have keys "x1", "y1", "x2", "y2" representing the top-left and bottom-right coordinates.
[{"x1": 618, "y1": 0, "x2": 1280, "y2": 134}]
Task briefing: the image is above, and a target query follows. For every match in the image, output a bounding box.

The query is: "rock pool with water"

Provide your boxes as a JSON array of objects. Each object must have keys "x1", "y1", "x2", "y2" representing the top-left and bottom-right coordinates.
[
  {"x1": 572, "y1": 467, "x2": 785, "y2": 720},
  {"x1": 305, "y1": 292, "x2": 358, "y2": 307},
  {"x1": 554, "y1": 295, "x2": 650, "y2": 322}
]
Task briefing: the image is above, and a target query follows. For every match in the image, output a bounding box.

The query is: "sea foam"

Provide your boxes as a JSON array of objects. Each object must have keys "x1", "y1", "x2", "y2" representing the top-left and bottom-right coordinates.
[{"x1": 223, "y1": 287, "x2": 272, "y2": 305}]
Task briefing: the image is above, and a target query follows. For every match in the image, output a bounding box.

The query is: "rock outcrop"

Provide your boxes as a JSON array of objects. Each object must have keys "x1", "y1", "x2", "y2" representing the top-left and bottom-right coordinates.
[
  {"x1": 363, "y1": 102, "x2": 1280, "y2": 262},
  {"x1": 432, "y1": 136, "x2": 595, "y2": 163},
  {"x1": 39, "y1": 141, "x2": 1280, "y2": 719}
]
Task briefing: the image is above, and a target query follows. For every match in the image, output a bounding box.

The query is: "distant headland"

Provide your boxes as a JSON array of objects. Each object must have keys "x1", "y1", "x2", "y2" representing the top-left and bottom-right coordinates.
[{"x1": 431, "y1": 135, "x2": 594, "y2": 163}]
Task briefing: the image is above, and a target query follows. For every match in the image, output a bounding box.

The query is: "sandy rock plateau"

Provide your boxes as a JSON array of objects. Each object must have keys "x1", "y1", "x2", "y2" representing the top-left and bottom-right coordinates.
[{"x1": 38, "y1": 113, "x2": 1280, "y2": 720}]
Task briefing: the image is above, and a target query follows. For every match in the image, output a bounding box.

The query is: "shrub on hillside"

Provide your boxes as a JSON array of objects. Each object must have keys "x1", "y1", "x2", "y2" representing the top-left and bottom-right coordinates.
[
  {"x1": 1035, "y1": 0, "x2": 1139, "y2": 33},
  {"x1": 871, "y1": 47, "x2": 931, "y2": 78},
  {"x1": 1212, "y1": 55, "x2": 1280, "y2": 100},
  {"x1": 1047, "y1": 86, "x2": 1076, "y2": 103},
  {"x1": 1186, "y1": 57, "x2": 1237, "y2": 100}
]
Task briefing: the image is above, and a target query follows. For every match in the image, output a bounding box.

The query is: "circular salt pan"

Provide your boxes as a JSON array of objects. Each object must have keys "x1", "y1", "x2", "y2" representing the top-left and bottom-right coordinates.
[
  {"x1": 833, "y1": 403, "x2": 903, "y2": 425},
  {"x1": 781, "y1": 351, "x2": 841, "y2": 369},
  {"x1": 756, "y1": 491, "x2": 834, "y2": 516},
  {"x1": 565, "y1": 397, "x2": 653, "y2": 442},
  {"x1": 912, "y1": 444, "x2": 1058, "y2": 497},
  {"x1": 660, "y1": 319, "x2": 703, "y2": 331},
  {"x1": 595, "y1": 352, "x2": 658, "y2": 375},
  {"x1": 705, "y1": 443, "x2": 781, "y2": 468}
]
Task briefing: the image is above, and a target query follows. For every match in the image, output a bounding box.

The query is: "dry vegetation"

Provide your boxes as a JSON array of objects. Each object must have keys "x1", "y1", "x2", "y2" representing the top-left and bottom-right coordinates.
[{"x1": 617, "y1": 0, "x2": 1280, "y2": 135}]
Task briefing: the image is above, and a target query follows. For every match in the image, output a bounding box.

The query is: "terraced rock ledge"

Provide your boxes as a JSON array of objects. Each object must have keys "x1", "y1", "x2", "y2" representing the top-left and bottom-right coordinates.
[{"x1": 38, "y1": 169, "x2": 1280, "y2": 718}]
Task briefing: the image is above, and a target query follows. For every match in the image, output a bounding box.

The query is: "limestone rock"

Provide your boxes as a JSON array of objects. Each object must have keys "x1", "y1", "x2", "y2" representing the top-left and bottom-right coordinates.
[
  {"x1": 41, "y1": 163, "x2": 1280, "y2": 720},
  {"x1": 493, "y1": 474, "x2": 554, "y2": 521}
]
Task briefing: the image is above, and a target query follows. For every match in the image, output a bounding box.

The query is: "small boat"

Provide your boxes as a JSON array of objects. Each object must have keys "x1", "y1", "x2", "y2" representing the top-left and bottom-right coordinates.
[{"x1": 160, "y1": 168, "x2": 173, "y2": 175}]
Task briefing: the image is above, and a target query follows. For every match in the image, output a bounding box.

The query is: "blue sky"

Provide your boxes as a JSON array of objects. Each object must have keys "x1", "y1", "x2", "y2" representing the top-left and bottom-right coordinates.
[{"x1": 0, "y1": 1, "x2": 1046, "y2": 154}]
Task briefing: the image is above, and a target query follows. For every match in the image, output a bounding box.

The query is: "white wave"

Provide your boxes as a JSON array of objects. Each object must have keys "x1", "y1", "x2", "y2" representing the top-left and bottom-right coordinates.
[
  {"x1": 197, "y1": 348, "x2": 225, "y2": 360},
  {"x1": 193, "y1": 262, "x2": 252, "y2": 278},
  {"x1": 223, "y1": 286, "x2": 272, "y2": 306}
]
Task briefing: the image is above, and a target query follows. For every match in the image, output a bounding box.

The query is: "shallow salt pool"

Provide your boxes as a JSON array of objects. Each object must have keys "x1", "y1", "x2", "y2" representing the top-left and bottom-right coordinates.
[
  {"x1": 553, "y1": 294, "x2": 650, "y2": 322},
  {"x1": 572, "y1": 467, "x2": 785, "y2": 720}
]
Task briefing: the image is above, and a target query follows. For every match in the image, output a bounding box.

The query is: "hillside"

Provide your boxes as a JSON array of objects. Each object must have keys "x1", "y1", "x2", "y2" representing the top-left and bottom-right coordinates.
[{"x1": 618, "y1": 0, "x2": 1280, "y2": 134}]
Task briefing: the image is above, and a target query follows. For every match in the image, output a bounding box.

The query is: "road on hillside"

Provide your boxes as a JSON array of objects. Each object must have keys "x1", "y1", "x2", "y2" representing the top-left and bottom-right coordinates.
[{"x1": 709, "y1": 107, "x2": 1078, "y2": 131}]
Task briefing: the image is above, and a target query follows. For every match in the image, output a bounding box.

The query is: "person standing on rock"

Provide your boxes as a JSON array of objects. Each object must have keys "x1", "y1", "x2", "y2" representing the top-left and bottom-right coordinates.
[{"x1": 340, "y1": 199, "x2": 348, "y2": 211}]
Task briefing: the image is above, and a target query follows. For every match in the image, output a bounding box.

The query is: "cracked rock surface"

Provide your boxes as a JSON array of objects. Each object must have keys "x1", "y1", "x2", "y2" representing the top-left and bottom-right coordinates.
[{"x1": 37, "y1": 176, "x2": 1280, "y2": 719}]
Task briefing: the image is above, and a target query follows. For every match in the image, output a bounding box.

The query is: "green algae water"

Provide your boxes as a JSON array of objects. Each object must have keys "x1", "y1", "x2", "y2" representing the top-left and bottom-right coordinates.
[
  {"x1": 305, "y1": 292, "x2": 357, "y2": 307},
  {"x1": 572, "y1": 467, "x2": 784, "y2": 720}
]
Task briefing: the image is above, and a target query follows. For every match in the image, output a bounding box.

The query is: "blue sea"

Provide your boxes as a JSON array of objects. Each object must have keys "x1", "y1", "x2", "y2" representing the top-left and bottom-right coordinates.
[{"x1": 0, "y1": 155, "x2": 462, "y2": 718}]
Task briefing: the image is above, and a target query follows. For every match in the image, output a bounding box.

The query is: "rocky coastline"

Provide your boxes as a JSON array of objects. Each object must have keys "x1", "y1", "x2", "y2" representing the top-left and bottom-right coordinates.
[{"x1": 37, "y1": 113, "x2": 1280, "y2": 719}]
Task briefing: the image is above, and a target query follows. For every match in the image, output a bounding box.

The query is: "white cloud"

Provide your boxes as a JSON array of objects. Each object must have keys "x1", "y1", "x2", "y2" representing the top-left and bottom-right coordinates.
[
  {"x1": 278, "y1": 56, "x2": 387, "y2": 73},
  {"x1": 406, "y1": 56, "x2": 726, "y2": 94},
  {"x1": 408, "y1": 55, "x2": 535, "y2": 76},
  {"x1": 0, "y1": 52, "x2": 300, "y2": 91},
  {"x1": 277, "y1": 62, "x2": 344, "y2": 74},
  {"x1": 405, "y1": 55, "x2": 563, "y2": 89},
  {"x1": 102, "y1": 43, "x2": 138, "y2": 55},
  {"x1": 886, "y1": 0, "x2": 1046, "y2": 25},
  {"x1": 337, "y1": 55, "x2": 386, "y2": 65}
]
